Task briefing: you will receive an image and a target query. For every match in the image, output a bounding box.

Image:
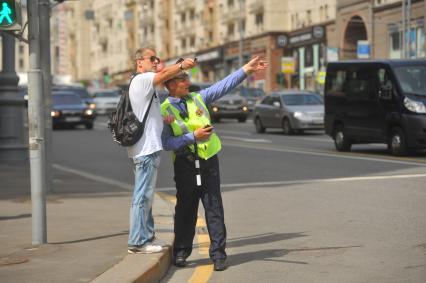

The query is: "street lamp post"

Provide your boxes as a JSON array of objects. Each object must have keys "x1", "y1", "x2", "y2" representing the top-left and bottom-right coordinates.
[{"x1": 238, "y1": 0, "x2": 243, "y2": 67}]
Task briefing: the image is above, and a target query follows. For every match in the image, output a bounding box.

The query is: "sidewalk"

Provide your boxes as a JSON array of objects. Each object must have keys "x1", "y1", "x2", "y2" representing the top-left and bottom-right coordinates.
[{"x1": 0, "y1": 161, "x2": 174, "y2": 283}]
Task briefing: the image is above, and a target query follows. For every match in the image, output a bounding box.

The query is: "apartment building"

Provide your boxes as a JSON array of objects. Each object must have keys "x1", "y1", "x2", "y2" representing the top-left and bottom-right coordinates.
[{"x1": 336, "y1": 0, "x2": 425, "y2": 60}]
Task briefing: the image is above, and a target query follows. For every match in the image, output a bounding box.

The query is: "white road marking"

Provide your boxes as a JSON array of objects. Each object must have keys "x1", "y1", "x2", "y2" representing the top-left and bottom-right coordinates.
[
  {"x1": 53, "y1": 164, "x2": 133, "y2": 191},
  {"x1": 221, "y1": 135, "x2": 272, "y2": 143},
  {"x1": 53, "y1": 164, "x2": 426, "y2": 192},
  {"x1": 222, "y1": 140, "x2": 426, "y2": 167}
]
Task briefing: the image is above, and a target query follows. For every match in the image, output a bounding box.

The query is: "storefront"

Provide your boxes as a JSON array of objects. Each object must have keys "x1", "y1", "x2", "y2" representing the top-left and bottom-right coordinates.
[
  {"x1": 278, "y1": 25, "x2": 327, "y2": 91},
  {"x1": 195, "y1": 47, "x2": 224, "y2": 82}
]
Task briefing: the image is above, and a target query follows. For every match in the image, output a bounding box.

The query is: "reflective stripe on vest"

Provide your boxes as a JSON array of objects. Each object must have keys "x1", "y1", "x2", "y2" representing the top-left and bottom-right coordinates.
[
  {"x1": 160, "y1": 93, "x2": 221, "y2": 160},
  {"x1": 166, "y1": 106, "x2": 189, "y2": 134}
]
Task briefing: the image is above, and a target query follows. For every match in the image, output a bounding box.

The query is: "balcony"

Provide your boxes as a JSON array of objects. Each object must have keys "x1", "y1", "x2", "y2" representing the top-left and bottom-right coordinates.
[
  {"x1": 139, "y1": 14, "x2": 154, "y2": 27},
  {"x1": 174, "y1": 21, "x2": 197, "y2": 38},
  {"x1": 249, "y1": 0, "x2": 264, "y2": 13},
  {"x1": 175, "y1": 0, "x2": 196, "y2": 12},
  {"x1": 222, "y1": 6, "x2": 242, "y2": 23}
]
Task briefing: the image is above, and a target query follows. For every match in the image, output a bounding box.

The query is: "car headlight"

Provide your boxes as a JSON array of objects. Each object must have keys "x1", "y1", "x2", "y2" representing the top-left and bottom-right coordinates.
[
  {"x1": 89, "y1": 103, "x2": 96, "y2": 109},
  {"x1": 84, "y1": 109, "x2": 94, "y2": 116},
  {"x1": 404, "y1": 97, "x2": 426, "y2": 113},
  {"x1": 293, "y1": 111, "x2": 307, "y2": 119},
  {"x1": 212, "y1": 106, "x2": 219, "y2": 112},
  {"x1": 51, "y1": 110, "x2": 60, "y2": 117},
  {"x1": 242, "y1": 106, "x2": 248, "y2": 112}
]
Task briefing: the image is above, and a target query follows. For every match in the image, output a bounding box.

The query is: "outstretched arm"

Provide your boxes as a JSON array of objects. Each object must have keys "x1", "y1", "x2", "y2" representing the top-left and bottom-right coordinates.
[{"x1": 200, "y1": 56, "x2": 268, "y2": 105}]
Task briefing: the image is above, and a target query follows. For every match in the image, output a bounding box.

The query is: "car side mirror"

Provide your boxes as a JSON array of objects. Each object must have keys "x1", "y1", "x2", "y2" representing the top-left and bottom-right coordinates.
[
  {"x1": 273, "y1": 101, "x2": 281, "y2": 108},
  {"x1": 379, "y1": 82, "x2": 392, "y2": 100}
]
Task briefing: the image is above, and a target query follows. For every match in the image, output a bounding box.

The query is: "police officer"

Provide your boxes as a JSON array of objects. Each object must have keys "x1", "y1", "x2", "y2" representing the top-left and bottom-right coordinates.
[{"x1": 161, "y1": 57, "x2": 268, "y2": 271}]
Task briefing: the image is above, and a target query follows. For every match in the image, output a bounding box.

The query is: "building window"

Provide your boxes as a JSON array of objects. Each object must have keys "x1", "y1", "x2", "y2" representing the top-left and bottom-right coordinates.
[
  {"x1": 209, "y1": 31, "x2": 213, "y2": 41},
  {"x1": 190, "y1": 36, "x2": 195, "y2": 47},
  {"x1": 19, "y1": 45, "x2": 24, "y2": 54},
  {"x1": 416, "y1": 26, "x2": 425, "y2": 58},
  {"x1": 255, "y1": 13, "x2": 263, "y2": 26},
  {"x1": 306, "y1": 10, "x2": 311, "y2": 25},
  {"x1": 19, "y1": 59, "x2": 24, "y2": 69},
  {"x1": 227, "y1": 23, "x2": 235, "y2": 36},
  {"x1": 325, "y1": 5, "x2": 329, "y2": 19},
  {"x1": 190, "y1": 9, "x2": 195, "y2": 21},
  {"x1": 181, "y1": 12, "x2": 186, "y2": 23},
  {"x1": 181, "y1": 38, "x2": 186, "y2": 49},
  {"x1": 227, "y1": 0, "x2": 234, "y2": 7}
]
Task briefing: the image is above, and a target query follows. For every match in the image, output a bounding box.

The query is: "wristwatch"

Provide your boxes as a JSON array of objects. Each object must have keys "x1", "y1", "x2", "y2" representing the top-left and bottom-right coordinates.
[{"x1": 179, "y1": 62, "x2": 184, "y2": 70}]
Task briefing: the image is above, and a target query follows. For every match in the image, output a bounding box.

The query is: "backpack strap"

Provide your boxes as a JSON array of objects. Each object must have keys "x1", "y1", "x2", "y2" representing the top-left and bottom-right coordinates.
[{"x1": 127, "y1": 73, "x2": 157, "y2": 125}]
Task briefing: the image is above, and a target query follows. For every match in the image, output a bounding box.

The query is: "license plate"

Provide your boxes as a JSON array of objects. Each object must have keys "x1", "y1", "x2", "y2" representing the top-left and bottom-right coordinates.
[{"x1": 65, "y1": 117, "x2": 81, "y2": 122}]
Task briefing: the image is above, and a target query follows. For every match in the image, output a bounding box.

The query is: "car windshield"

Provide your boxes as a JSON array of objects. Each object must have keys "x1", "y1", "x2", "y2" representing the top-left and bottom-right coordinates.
[
  {"x1": 53, "y1": 86, "x2": 91, "y2": 98},
  {"x1": 93, "y1": 92, "x2": 119, "y2": 98},
  {"x1": 240, "y1": 88, "x2": 264, "y2": 97},
  {"x1": 53, "y1": 94, "x2": 82, "y2": 105},
  {"x1": 281, "y1": 94, "x2": 323, "y2": 105},
  {"x1": 393, "y1": 65, "x2": 426, "y2": 96}
]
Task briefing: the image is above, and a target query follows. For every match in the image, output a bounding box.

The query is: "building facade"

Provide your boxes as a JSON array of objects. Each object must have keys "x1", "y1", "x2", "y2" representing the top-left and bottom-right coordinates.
[{"x1": 51, "y1": 0, "x2": 425, "y2": 93}]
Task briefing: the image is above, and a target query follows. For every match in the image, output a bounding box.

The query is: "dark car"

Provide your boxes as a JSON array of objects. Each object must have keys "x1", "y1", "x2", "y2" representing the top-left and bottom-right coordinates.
[
  {"x1": 325, "y1": 59, "x2": 426, "y2": 156},
  {"x1": 253, "y1": 91, "x2": 324, "y2": 134},
  {"x1": 209, "y1": 91, "x2": 249, "y2": 123},
  {"x1": 189, "y1": 82, "x2": 249, "y2": 122},
  {"x1": 51, "y1": 91, "x2": 96, "y2": 129},
  {"x1": 52, "y1": 84, "x2": 96, "y2": 110},
  {"x1": 238, "y1": 87, "x2": 265, "y2": 111}
]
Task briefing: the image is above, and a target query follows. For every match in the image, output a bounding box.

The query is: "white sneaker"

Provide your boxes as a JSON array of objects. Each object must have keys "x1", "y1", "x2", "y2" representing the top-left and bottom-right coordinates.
[
  {"x1": 149, "y1": 236, "x2": 168, "y2": 247},
  {"x1": 128, "y1": 244, "x2": 162, "y2": 254},
  {"x1": 141, "y1": 244, "x2": 163, "y2": 254}
]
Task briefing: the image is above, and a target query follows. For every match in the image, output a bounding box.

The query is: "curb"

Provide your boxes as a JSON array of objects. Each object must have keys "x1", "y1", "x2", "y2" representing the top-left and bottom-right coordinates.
[{"x1": 91, "y1": 246, "x2": 172, "y2": 283}]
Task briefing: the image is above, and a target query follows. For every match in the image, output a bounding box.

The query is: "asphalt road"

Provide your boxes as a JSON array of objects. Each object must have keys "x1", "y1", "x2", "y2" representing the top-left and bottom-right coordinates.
[{"x1": 52, "y1": 116, "x2": 426, "y2": 282}]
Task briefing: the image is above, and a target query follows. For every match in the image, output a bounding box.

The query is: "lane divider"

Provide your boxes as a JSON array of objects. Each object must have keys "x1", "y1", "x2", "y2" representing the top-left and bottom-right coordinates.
[{"x1": 157, "y1": 192, "x2": 214, "y2": 283}]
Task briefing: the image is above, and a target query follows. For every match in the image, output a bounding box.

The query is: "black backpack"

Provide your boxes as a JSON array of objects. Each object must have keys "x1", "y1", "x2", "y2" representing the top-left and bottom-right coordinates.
[{"x1": 108, "y1": 75, "x2": 156, "y2": 147}]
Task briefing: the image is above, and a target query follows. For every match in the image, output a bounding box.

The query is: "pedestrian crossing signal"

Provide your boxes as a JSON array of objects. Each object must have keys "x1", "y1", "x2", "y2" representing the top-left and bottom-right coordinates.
[{"x1": 0, "y1": 0, "x2": 21, "y2": 31}]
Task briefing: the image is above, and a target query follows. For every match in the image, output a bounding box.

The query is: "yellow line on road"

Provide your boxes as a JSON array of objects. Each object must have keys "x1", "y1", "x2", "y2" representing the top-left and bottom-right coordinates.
[
  {"x1": 188, "y1": 264, "x2": 214, "y2": 283},
  {"x1": 156, "y1": 192, "x2": 214, "y2": 282}
]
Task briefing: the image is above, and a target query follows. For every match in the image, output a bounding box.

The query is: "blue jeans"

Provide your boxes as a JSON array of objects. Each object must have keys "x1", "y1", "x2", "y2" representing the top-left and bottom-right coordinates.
[{"x1": 128, "y1": 151, "x2": 161, "y2": 246}]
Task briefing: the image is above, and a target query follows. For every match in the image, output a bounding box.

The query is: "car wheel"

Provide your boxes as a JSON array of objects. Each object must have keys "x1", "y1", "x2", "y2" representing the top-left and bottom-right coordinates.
[
  {"x1": 85, "y1": 123, "x2": 94, "y2": 130},
  {"x1": 254, "y1": 117, "x2": 265, "y2": 133},
  {"x1": 388, "y1": 127, "x2": 409, "y2": 156},
  {"x1": 238, "y1": 117, "x2": 247, "y2": 123},
  {"x1": 282, "y1": 118, "x2": 293, "y2": 135},
  {"x1": 333, "y1": 124, "x2": 351, "y2": 152}
]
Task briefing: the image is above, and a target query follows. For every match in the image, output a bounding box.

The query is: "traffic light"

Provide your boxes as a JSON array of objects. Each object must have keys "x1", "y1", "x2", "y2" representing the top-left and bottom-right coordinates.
[{"x1": 0, "y1": 0, "x2": 21, "y2": 31}]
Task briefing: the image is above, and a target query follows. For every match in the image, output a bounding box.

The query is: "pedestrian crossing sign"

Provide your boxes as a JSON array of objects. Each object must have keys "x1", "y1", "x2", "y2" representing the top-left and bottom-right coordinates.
[{"x1": 0, "y1": 0, "x2": 21, "y2": 31}]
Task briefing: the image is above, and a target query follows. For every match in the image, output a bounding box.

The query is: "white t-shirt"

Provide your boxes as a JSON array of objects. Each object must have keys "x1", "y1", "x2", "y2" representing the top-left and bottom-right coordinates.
[{"x1": 127, "y1": 72, "x2": 163, "y2": 158}]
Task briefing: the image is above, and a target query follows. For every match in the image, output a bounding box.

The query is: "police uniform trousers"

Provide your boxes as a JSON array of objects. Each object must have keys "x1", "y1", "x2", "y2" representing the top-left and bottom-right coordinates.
[{"x1": 173, "y1": 153, "x2": 227, "y2": 261}]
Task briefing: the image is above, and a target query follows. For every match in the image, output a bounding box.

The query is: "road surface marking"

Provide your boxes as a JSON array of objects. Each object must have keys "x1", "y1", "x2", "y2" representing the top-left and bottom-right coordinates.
[
  {"x1": 52, "y1": 164, "x2": 133, "y2": 190},
  {"x1": 222, "y1": 135, "x2": 272, "y2": 143},
  {"x1": 53, "y1": 164, "x2": 426, "y2": 193},
  {"x1": 222, "y1": 140, "x2": 426, "y2": 166}
]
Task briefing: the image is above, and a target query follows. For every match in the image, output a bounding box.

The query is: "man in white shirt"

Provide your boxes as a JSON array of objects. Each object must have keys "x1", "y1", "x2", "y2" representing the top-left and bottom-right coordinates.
[{"x1": 127, "y1": 47, "x2": 196, "y2": 254}]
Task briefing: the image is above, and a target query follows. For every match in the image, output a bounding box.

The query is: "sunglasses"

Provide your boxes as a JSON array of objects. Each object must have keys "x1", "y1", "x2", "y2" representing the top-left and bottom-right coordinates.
[{"x1": 140, "y1": 55, "x2": 160, "y2": 64}]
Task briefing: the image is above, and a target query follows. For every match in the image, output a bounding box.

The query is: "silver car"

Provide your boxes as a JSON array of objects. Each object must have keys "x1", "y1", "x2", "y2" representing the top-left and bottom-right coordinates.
[
  {"x1": 253, "y1": 91, "x2": 324, "y2": 134},
  {"x1": 91, "y1": 89, "x2": 121, "y2": 115}
]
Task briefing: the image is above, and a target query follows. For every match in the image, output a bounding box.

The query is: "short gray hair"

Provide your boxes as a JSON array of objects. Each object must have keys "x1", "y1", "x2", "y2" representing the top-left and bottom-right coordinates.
[{"x1": 133, "y1": 47, "x2": 155, "y2": 70}]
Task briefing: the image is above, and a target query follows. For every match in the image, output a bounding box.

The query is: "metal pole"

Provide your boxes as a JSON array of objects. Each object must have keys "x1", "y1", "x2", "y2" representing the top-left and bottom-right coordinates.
[
  {"x1": 406, "y1": 0, "x2": 411, "y2": 58},
  {"x1": 238, "y1": 0, "x2": 243, "y2": 67},
  {"x1": 27, "y1": 0, "x2": 47, "y2": 245},
  {"x1": 0, "y1": 31, "x2": 27, "y2": 161},
  {"x1": 402, "y1": 0, "x2": 406, "y2": 58},
  {"x1": 39, "y1": 0, "x2": 53, "y2": 193}
]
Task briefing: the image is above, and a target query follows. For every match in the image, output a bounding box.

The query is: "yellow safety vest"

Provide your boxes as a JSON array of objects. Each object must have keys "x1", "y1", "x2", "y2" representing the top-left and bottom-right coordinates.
[{"x1": 161, "y1": 92, "x2": 221, "y2": 160}]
